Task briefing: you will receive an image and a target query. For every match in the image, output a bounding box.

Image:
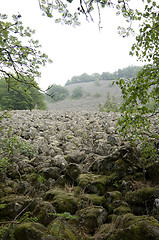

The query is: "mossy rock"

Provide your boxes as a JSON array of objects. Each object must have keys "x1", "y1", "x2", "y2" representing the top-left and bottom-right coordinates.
[
  {"x1": 105, "y1": 191, "x2": 123, "y2": 214},
  {"x1": 146, "y1": 161, "x2": 159, "y2": 183},
  {"x1": 49, "y1": 219, "x2": 80, "y2": 240},
  {"x1": 0, "y1": 184, "x2": 13, "y2": 198},
  {"x1": 77, "y1": 173, "x2": 109, "y2": 195},
  {"x1": 64, "y1": 163, "x2": 81, "y2": 182},
  {"x1": 0, "y1": 194, "x2": 31, "y2": 219},
  {"x1": 77, "y1": 206, "x2": 107, "y2": 234},
  {"x1": 33, "y1": 201, "x2": 56, "y2": 226},
  {"x1": 125, "y1": 187, "x2": 159, "y2": 215},
  {"x1": 105, "y1": 191, "x2": 122, "y2": 204},
  {"x1": 93, "y1": 213, "x2": 159, "y2": 240},
  {"x1": 113, "y1": 205, "x2": 132, "y2": 215},
  {"x1": 81, "y1": 194, "x2": 106, "y2": 207},
  {"x1": 13, "y1": 222, "x2": 47, "y2": 240},
  {"x1": 45, "y1": 189, "x2": 78, "y2": 214}
]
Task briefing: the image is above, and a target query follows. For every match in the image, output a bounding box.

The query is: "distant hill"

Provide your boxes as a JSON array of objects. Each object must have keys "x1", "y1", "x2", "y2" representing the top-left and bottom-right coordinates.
[{"x1": 46, "y1": 80, "x2": 122, "y2": 111}]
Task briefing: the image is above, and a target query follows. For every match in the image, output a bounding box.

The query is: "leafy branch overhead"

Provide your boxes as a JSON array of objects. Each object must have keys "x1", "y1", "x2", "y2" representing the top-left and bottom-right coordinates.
[{"x1": 0, "y1": 13, "x2": 52, "y2": 93}]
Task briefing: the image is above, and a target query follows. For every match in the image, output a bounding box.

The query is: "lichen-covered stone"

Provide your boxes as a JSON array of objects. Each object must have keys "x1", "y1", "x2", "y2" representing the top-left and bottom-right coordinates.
[
  {"x1": 90, "y1": 145, "x2": 142, "y2": 179},
  {"x1": 0, "y1": 110, "x2": 158, "y2": 240}
]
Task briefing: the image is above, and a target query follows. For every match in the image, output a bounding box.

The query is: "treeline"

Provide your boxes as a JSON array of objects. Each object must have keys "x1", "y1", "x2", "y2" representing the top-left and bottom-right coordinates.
[{"x1": 65, "y1": 65, "x2": 142, "y2": 85}]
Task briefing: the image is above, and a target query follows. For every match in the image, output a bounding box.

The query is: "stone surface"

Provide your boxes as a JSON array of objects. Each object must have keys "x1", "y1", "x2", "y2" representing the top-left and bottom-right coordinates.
[{"x1": 0, "y1": 110, "x2": 158, "y2": 240}]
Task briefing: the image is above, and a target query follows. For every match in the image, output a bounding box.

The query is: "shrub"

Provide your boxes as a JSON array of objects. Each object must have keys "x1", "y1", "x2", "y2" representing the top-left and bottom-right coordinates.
[
  {"x1": 93, "y1": 92, "x2": 101, "y2": 98},
  {"x1": 71, "y1": 86, "x2": 83, "y2": 99},
  {"x1": 46, "y1": 84, "x2": 69, "y2": 102},
  {"x1": 0, "y1": 112, "x2": 37, "y2": 170},
  {"x1": 99, "y1": 92, "x2": 119, "y2": 112}
]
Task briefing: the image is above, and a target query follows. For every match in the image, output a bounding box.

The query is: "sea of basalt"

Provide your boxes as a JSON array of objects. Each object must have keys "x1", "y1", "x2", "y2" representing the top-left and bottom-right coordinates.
[{"x1": 0, "y1": 110, "x2": 159, "y2": 240}]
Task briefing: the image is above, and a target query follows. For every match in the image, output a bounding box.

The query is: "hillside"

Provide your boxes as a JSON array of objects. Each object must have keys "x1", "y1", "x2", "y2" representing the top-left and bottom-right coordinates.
[{"x1": 46, "y1": 80, "x2": 122, "y2": 111}]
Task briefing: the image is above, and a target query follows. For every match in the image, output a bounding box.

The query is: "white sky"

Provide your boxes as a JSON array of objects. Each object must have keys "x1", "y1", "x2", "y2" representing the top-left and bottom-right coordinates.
[{"x1": 1, "y1": 0, "x2": 142, "y2": 90}]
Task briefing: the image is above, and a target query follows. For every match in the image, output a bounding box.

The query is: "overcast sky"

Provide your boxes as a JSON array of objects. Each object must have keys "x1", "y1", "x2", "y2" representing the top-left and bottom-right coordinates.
[{"x1": 2, "y1": 0, "x2": 142, "y2": 90}]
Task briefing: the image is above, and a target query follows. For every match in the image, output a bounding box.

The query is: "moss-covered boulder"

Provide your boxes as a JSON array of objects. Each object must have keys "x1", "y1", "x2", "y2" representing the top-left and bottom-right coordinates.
[
  {"x1": 39, "y1": 167, "x2": 61, "y2": 180},
  {"x1": 0, "y1": 182, "x2": 13, "y2": 198},
  {"x1": 93, "y1": 213, "x2": 159, "y2": 240},
  {"x1": 146, "y1": 161, "x2": 159, "y2": 183},
  {"x1": 49, "y1": 218, "x2": 81, "y2": 240},
  {"x1": 105, "y1": 191, "x2": 123, "y2": 214},
  {"x1": 33, "y1": 201, "x2": 56, "y2": 226},
  {"x1": 113, "y1": 204, "x2": 132, "y2": 215},
  {"x1": 64, "y1": 163, "x2": 81, "y2": 183},
  {"x1": 125, "y1": 187, "x2": 159, "y2": 215},
  {"x1": 81, "y1": 194, "x2": 106, "y2": 207},
  {"x1": 77, "y1": 173, "x2": 109, "y2": 195},
  {"x1": 90, "y1": 145, "x2": 142, "y2": 179},
  {"x1": 0, "y1": 194, "x2": 31, "y2": 219},
  {"x1": 13, "y1": 222, "x2": 47, "y2": 240},
  {"x1": 45, "y1": 189, "x2": 78, "y2": 214},
  {"x1": 77, "y1": 206, "x2": 107, "y2": 234}
]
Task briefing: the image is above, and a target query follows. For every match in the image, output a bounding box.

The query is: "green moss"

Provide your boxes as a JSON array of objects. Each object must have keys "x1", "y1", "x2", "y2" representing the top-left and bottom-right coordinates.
[
  {"x1": 125, "y1": 187, "x2": 159, "y2": 204},
  {"x1": 94, "y1": 214, "x2": 159, "y2": 240},
  {"x1": 77, "y1": 206, "x2": 107, "y2": 234},
  {"x1": 77, "y1": 173, "x2": 109, "y2": 195},
  {"x1": 45, "y1": 189, "x2": 78, "y2": 214},
  {"x1": 125, "y1": 187, "x2": 159, "y2": 215},
  {"x1": 49, "y1": 219, "x2": 80, "y2": 240},
  {"x1": 81, "y1": 194, "x2": 106, "y2": 206},
  {"x1": 113, "y1": 205, "x2": 132, "y2": 215},
  {"x1": 13, "y1": 222, "x2": 46, "y2": 240}
]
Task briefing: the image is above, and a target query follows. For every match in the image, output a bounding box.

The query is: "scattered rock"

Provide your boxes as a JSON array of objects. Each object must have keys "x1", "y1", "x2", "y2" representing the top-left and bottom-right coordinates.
[{"x1": 0, "y1": 110, "x2": 158, "y2": 239}]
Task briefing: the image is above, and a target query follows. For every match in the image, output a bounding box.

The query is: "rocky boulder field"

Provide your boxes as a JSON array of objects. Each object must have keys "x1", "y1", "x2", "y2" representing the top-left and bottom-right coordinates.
[{"x1": 0, "y1": 110, "x2": 159, "y2": 240}]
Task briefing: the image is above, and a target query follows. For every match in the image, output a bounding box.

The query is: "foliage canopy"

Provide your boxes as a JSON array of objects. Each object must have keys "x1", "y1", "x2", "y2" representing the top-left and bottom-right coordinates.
[
  {"x1": 0, "y1": 77, "x2": 46, "y2": 110},
  {"x1": 0, "y1": 12, "x2": 52, "y2": 94}
]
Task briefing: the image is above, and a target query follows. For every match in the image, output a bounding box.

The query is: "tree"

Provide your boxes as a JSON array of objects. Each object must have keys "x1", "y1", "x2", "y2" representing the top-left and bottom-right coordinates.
[
  {"x1": 0, "y1": 77, "x2": 46, "y2": 110},
  {"x1": 114, "y1": 0, "x2": 159, "y2": 155},
  {"x1": 46, "y1": 84, "x2": 69, "y2": 102},
  {"x1": 0, "y1": 12, "x2": 52, "y2": 95},
  {"x1": 71, "y1": 86, "x2": 83, "y2": 99}
]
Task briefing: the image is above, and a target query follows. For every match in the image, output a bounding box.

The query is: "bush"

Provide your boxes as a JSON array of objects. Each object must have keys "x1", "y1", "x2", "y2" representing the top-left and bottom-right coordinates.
[
  {"x1": 46, "y1": 84, "x2": 69, "y2": 102},
  {"x1": 99, "y1": 92, "x2": 119, "y2": 112},
  {"x1": 0, "y1": 112, "x2": 37, "y2": 170},
  {"x1": 93, "y1": 92, "x2": 101, "y2": 98},
  {"x1": 71, "y1": 86, "x2": 83, "y2": 99}
]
